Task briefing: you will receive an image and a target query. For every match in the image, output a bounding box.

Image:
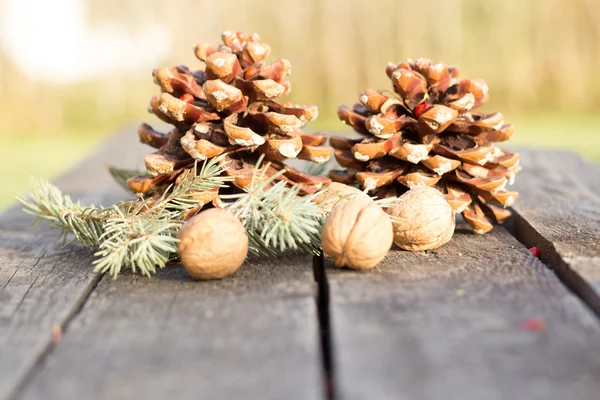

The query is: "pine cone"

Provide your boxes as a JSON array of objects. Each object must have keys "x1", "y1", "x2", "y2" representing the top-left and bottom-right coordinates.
[
  {"x1": 128, "y1": 31, "x2": 332, "y2": 210},
  {"x1": 329, "y1": 58, "x2": 519, "y2": 234}
]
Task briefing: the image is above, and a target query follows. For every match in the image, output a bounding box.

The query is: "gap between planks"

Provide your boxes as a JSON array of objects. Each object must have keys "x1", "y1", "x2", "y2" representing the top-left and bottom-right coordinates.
[
  {"x1": 13, "y1": 255, "x2": 324, "y2": 400},
  {"x1": 2, "y1": 130, "x2": 331, "y2": 400},
  {"x1": 6, "y1": 138, "x2": 599, "y2": 399},
  {"x1": 509, "y1": 212, "x2": 600, "y2": 318},
  {"x1": 313, "y1": 253, "x2": 337, "y2": 400},
  {"x1": 509, "y1": 149, "x2": 600, "y2": 319},
  {"x1": 0, "y1": 191, "x2": 120, "y2": 400},
  {"x1": 11, "y1": 257, "x2": 332, "y2": 400},
  {"x1": 324, "y1": 226, "x2": 600, "y2": 400},
  {"x1": 6, "y1": 273, "x2": 104, "y2": 400},
  {"x1": 18, "y1": 214, "x2": 593, "y2": 400},
  {"x1": 12, "y1": 207, "x2": 596, "y2": 400}
]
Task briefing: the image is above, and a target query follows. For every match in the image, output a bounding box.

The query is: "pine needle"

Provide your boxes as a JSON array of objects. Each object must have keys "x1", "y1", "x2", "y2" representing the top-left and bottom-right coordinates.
[
  {"x1": 92, "y1": 205, "x2": 180, "y2": 278},
  {"x1": 18, "y1": 156, "x2": 329, "y2": 278},
  {"x1": 18, "y1": 158, "x2": 232, "y2": 279},
  {"x1": 304, "y1": 159, "x2": 331, "y2": 177},
  {"x1": 17, "y1": 178, "x2": 108, "y2": 247},
  {"x1": 225, "y1": 158, "x2": 326, "y2": 256},
  {"x1": 107, "y1": 166, "x2": 142, "y2": 191}
]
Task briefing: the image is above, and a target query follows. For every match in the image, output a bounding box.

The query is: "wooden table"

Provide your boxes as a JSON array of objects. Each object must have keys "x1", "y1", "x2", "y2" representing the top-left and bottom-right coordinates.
[{"x1": 1, "y1": 131, "x2": 599, "y2": 400}]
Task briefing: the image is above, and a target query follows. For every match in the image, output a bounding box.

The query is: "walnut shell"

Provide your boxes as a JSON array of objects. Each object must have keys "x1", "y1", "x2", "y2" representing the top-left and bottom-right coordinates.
[
  {"x1": 387, "y1": 186, "x2": 455, "y2": 251},
  {"x1": 313, "y1": 182, "x2": 369, "y2": 211},
  {"x1": 321, "y1": 196, "x2": 393, "y2": 270},
  {"x1": 178, "y1": 208, "x2": 248, "y2": 280}
]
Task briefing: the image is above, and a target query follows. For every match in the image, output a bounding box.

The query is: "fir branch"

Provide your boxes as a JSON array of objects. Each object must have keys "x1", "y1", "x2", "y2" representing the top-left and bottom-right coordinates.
[
  {"x1": 17, "y1": 158, "x2": 232, "y2": 279},
  {"x1": 16, "y1": 178, "x2": 109, "y2": 247},
  {"x1": 304, "y1": 159, "x2": 331, "y2": 177},
  {"x1": 225, "y1": 161, "x2": 326, "y2": 256},
  {"x1": 17, "y1": 179, "x2": 179, "y2": 278},
  {"x1": 92, "y1": 205, "x2": 180, "y2": 278},
  {"x1": 18, "y1": 155, "x2": 331, "y2": 277},
  {"x1": 374, "y1": 197, "x2": 401, "y2": 223},
  {"x1": 93, "y1": 158, "x2": 233, "y2": 278},
  {"x1": 158, "y1": 157, "x2": 232, "y2": 218},
  {"x1": 107, "y1": 166, "x2": 142, "y2": 191}
]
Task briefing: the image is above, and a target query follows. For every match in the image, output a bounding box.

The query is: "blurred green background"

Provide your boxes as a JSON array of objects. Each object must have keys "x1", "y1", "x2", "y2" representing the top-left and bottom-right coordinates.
[{"x1": 1, "y1": 0, "x2": 599, "y2": 209}]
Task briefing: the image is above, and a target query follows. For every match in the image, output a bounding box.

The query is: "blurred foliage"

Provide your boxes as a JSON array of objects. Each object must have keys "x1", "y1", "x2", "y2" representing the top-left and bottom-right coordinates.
[
  {"x1": 1, "y1": 0, "x2": 600, "y2": 209},
  {"x1": 0, "y1": 132, "x2": 103, "y2": 209}
]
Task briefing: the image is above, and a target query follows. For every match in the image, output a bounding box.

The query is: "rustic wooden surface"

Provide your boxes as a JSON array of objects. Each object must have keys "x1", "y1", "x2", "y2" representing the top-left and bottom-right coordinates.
[
  {"x1": 326, "y1": 227, "x2": 600, "y2": 400},
  {"x1": 1, "y1": 131, "x2": 599, "y2": 400},
  {"x1": 17, "y1": 255, "x2": 321, "y2": 400},
  {"x1": 0, "y1": 131, "x2": 322, "y2": 400},
  {"x1": 0, "y1": 130, "x2": 140, "y2": 400},
  {"x1": 511, "y1": 150, "x2": 600, "y2": 313},
  {"x1": 0, "y1": 201, "x2": 102, "y2": 400}
]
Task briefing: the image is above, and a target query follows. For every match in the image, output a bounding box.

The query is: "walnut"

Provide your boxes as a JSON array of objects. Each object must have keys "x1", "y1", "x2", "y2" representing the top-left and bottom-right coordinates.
[
  {"x1": 178, "y1": 208, "x2": 248, "y2": 280},
  {"x1": 386, "y1": 186, "x2": 455, "y2": 251},
  {"x1": 321, "y1": 196, "x2": 393, "y2": 270},
  {"x1": 313, "y1": 182, "x2": 369, "y2": 211}
]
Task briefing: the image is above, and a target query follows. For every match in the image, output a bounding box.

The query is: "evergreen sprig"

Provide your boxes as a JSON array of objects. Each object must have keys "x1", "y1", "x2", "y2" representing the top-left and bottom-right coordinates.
[
  {"x1": 18, "y1": 156, "x2": 329, "y2": 278},
  {"x1": 17, "y1": 178, "x2": 108, "y2": 247},
  {"x1": 107, "y1": 166, "x2": 143, "y2": 192},
  {"x1": 18, "y1": 158, "x2": 232, "y2": 278},
  {"x1": 91, "y1": 204, "x2": 180, "y2": 278},
  {"x1": 224, "y1": 162, "x2": 326, "y2": 256}
]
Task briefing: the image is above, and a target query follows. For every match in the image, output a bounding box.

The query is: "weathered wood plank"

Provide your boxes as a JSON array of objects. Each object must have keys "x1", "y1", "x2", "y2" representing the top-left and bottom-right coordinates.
[
  {"x1": 0, "y1": 210, "x2": 100, "y2": 400},
  {"x1": 0, "y1": 130, "x2": 139, "y2": 400},
  {"x1": 511, "y1": 150, "x2": 600, "y2": 310},
  {"x1": 17, "y1": 254, "x2": 322, "y2": 400},
  {"x1": 0, "y1": 129, "x2": 322, "y2": 400},
  {"x1": 327, "y1": 226, "x2": 600, "y2": 400}
]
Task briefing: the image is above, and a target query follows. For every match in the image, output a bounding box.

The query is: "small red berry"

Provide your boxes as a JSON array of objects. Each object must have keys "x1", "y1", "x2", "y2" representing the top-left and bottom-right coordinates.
[
  {"x1": 244, "y1": 65, "x2": 259, "y2": 79},
  {"x1": 179, "y1": 93, "x2": 195, "y2": 103},
  {"x1": 414, "y1": 104, "x2": 429, "y2": 118},
  {"x1": 521, "y1": 318, "x2": 545, "y2": 332},
  {"x1": 528, "y1": 247, "x2": 541, "y2": 258}
]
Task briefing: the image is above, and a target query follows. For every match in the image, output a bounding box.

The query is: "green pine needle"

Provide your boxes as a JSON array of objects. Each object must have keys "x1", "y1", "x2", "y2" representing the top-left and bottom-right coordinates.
[
  {"x1": 18, "y1": 157, "x2": 232, "y2": 279},
  {"x1": 18, "y1": 155, "x2": 330, "y2": 278},
  {"x1": 304, "y1": 159, "x2": 331, "y2": 177},
  {"x1": 225, "y1": 159, "x2": 326, "y2": 256},
  {"x1": 92, "y1": 205, "x2": 180, "y2": 278},
  {"x1": 107, "y1": 166, "x2": 142, "y2": 191},
  {"x1": 17, "y1": 178, "x2": 108, "y2": 248}
]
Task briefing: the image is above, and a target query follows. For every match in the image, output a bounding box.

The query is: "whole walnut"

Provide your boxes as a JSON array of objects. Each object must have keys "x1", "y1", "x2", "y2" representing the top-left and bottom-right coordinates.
[
  {"x1": 387, "y1": 186, "x2": 455, "y2": 251},
  {"x1": 313, "y1": 182, "x2": 370, "y2": 211},
  {"x1": 178, "y1": 208, "x2": 248, "y2": 280},
  {"x1": 321, "y1": 196, "x2": 393, "y2": 270}
]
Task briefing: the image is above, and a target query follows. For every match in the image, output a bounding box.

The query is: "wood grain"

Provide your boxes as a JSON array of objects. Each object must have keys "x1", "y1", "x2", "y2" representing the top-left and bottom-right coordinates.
[
  {"x1": 4, "y1": 130, "x2": 600, "y2": 400},
  {"x1": 0, "y1": 129, "x2": 141, "y2": 400},
  {"x1": 0, "y1": 204, "x2": 100, "y2": 400},
  {"x1": 2, "y1": 130, "x2": 322, "y2": 400},
  {"x1": 511, "y1": 150, "x2": 600, "y2": 310},
  {"x1": 327, "y1": 226, "x2": 600, "y2": 400},
  {"x1": 17, "y1": 254, "x2": 321, "y2": 400}
]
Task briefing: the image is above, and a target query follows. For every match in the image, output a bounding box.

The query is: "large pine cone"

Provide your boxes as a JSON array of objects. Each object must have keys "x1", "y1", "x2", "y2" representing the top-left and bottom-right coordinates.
[
  {"x1": 128, "y1": 31, "x2": 332, "y2": 209},
  {"x1": 329, "y1": 58, "x2": 519, "y2": 234}
]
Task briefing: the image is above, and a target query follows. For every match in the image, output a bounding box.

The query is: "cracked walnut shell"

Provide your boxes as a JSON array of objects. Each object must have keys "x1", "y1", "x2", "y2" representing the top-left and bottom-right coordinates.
[
  {"x1": 386, "y1": 186, "x2": 455, "y2": 251},
  {"x1": 321, "y1": 196, "x2": 393, "y2": 270},
  {"x1": 178, "y1": 208, "x2": 248, "y2": 280}
]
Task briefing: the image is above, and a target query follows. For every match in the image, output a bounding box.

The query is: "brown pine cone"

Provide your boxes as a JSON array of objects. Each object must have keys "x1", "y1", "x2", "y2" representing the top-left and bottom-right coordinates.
[
  {"x1": 329, "y1": 58, "x2": 519, "y2": 234},
  {"x1": 128, "y1": 31, "x2": 332, "y2": 211}
]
